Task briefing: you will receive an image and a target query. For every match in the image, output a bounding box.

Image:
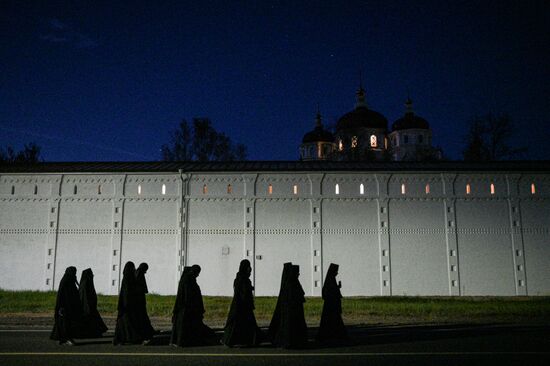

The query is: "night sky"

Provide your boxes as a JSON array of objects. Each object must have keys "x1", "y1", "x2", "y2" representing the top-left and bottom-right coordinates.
[{"x1": 1, "y1": 1, "x2": 549, "y2": 162}]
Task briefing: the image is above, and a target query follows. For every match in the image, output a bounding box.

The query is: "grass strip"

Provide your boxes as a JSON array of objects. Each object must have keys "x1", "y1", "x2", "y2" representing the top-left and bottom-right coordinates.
[{"x1": 1, "y1": 290, "x2": 550, "y2": 324}]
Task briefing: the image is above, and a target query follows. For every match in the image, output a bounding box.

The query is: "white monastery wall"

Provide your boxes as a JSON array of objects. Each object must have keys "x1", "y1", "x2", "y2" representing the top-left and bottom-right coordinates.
[{"x1": 0, "y1": 171, "x2": 549, "y2": 296}]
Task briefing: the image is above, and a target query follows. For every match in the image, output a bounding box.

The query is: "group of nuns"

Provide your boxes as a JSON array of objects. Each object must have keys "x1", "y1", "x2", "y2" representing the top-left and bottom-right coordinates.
[{"x1": 51, "y1": 260, "x2": 348, "y2": 348}]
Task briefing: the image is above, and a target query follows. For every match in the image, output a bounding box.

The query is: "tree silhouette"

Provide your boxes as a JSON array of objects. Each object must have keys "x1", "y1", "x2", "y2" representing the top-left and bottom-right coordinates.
[
  {"x1": 161, "y1": 118, "x2": 247, "y2": 161},
  {"x1": 0, "y1": 143, "x2": 42, "y2": 163},
  {"x1": 463, "y1": 114, "x2": 527, "y2": 161}
]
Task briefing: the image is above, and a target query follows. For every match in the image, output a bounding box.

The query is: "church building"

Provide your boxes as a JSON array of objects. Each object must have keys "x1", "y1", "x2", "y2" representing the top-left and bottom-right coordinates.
[{"x1": 300, "y1": 86, "x2": 441, "y2": 162}]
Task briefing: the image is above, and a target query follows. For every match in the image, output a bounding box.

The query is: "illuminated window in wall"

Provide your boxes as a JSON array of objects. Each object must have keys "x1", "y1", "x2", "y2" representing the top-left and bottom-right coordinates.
[
  {"x1": 466, "y1": 184, "x2": 471, "y2": 195},
  {"x1": 227, "y1": 184, "x2": 232, "y2": 194},
  {"x1": 531, "y1": 183, "x2": 536, "y2": 195},
  {"x1": 338, "y1": 139, "x2": 343, "y2": 151},
  {"x1": 335, "y1": 184, "x2": 340, "y2": 195},
  {"x1": 384, "y1": 137, "x2": 388, "y2": 149},
  {"x1": 370, "y1": 135, "x2": 377, "y2": 147},
  {"x1": 202, "y1": 185, "x2": 208, "y2": 194},
  {"x1": 351, "y1": 136, "x2": 358, "y2": 148},
  {"x1": 162, "y1": 184, "x2": 166, "y2": 195},
  {"x1": 137, "y1": 184, "x2": 142, "y2": 195},
  {"x1": 293, "y1": 185, "x2": 298, "y2": 195},
  {"x1": 317, "y1": 144, "x2": 322, "y2": 158},
  {"x1": 268, "y1": 184, "x2": 273, "y2": 195},
  {"x1": 490, "y1": 183, "x2": 495, "y2": 195},
  {"x1": 401, "y1": 183, "x2": 406, "y2": 195},
  {"x1": 359, "y1": 183, "x2": 364, "y2": 195},
  {"x1": 425, "y1": 184, "x2": 430, "y2": 194}
]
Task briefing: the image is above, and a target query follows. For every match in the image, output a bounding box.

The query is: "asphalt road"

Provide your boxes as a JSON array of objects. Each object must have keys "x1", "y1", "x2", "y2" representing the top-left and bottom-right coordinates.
[{"x1": 1, "y1": 324, "x2": 549, "y2": 366}]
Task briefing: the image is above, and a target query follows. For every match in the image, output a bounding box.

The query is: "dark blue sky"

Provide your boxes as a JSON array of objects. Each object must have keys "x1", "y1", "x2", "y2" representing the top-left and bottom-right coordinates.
[{"x1": 1, "y1": 0, "x2": 549, "y2": 161}]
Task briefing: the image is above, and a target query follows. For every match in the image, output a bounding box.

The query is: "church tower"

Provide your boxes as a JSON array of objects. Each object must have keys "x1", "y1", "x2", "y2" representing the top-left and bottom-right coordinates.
[
  {"x1": 299, "y1": 111, "x2": 336, "y2": 161},
  {"x1": 389, "y1": 98, "x2": 441, "y2": 161}
]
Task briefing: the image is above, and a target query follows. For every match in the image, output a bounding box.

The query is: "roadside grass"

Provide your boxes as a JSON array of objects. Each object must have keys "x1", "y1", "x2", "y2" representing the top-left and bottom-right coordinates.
[{"x1": 1, "y1": 290, "x2": 550, "y2": 324}]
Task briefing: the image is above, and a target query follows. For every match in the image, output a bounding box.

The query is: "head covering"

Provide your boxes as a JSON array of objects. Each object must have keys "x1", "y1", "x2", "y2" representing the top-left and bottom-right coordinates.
[
  {"x1": 136, "y1": 262, "x2": 149, "y2": 294},
  {"x1": 326, "y1": 263, "x2": 339, "y2": 278},
  {"x1": 191, "y1": 264, "x2": 201, "y2": 277},
  {"x1": 122, "y1": 261, "x2": 136, "y2": 279},
  {"x1": 238, "y1": 259, "x2": 251, "y2": 277}
]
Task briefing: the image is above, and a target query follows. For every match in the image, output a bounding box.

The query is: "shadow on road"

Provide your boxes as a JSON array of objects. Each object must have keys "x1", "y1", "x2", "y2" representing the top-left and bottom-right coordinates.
[{"x1": 71, "y1": 323, "x2": 548, "y2": 349}]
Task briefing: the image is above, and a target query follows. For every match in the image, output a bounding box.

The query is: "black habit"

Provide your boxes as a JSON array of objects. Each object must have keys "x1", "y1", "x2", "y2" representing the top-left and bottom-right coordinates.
[
  {"x1": 222, "y1": 259, "x2": 262, "y2": 347},
  {"x1": 79, "y1": 268, "x2": 108, "y2": 337},
  {"x1": 273, "y1": 264, "x2": 308, "y2": 348},
  {"x1": 50, "y1": 266, "x2": 82, "y2": 343},
  {"x1": 170, "y1": 265, "x2": 214, "y2": 346},
  {"x1": 317, "y1": 263, "x2": 348, "y2": 343},
  {"x1": 113, "y1": 261, "x2": 148, "y2": 345},
  {"x1": 170, "y1": 266, "x2": 191, "y2": 346},
  {"x1": 135, "y1": 262, "x2": 155, "y2": 339},
  {"x1": 268, "y1": 262, "x2": 292, "y2": 343}
]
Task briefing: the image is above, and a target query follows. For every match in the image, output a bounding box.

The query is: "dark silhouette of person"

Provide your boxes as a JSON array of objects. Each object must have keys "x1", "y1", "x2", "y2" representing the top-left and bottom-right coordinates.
[
  {"x1": 170, "y1": 266, "x2": 192, "y2": 346},
  {"x1": 50, "y1": 266, "x2": 82, "y2": 345},
  {"x1": 113, "y1": 261, "x2": 150, "y2": 345},
  {"x1": 268, "y1": 262, "x2": 292, "y2": 343},
  {"x1": 170, "y1": 264, "x2": 214, "y2": 346},
  {"x1": 222, "y1": 259, "x2": 262, "y2": 347},
  {"x1": 79, "y1": 268, "x2": 107, "y2": 337},
  {"x1": 273, "y1": 264, "x2": 308, "y2": 348},
  {"x1": 135, "y1": 262, "x2": 155, "y2": 341},
  {"x1": 317, "y1": 263, "x2": 348, "y2": 343}
]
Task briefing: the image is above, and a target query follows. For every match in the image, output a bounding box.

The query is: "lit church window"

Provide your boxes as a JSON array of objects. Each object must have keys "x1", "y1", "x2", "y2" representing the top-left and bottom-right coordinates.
[
  {"x1": 338, "y1": 139, "x2": 343, "y2": 151},
  {"x1": 268, "y1": 184, "x2": 273, "y2": 195},
  {"x1": 137, "y1": 184, "x2": 142, "y2": 195},
  {"x1": 490, "y1": 183, "x2": 495, "y2": 195},
  {"x1": 162, "y1": 184, "x2": 166, "y2": 195},
  {"x1": 202, "y1": 184, "x2": 208, "y2": 194},
  {"x1": 531, "y1": 183, "x2": 536, "y2": 194},
  {"x1": 360, "y1": 183, "x2": 364, "y2": 195},
  {"x1": 293, "y1": 185, "x2": 298, "y2": 195},
  {"x1": 370, "y1": 135, "x2": 377, "y2": 148},
  {"x1": 335, "y1": 184, "x2": 340, "y2": 195},
  {"x1": 401, "y1": 183, "x2": 406, "y2": 195},
  {"x1": 317, "y1": 144, "x2": 322, "y2": 158},
  {"x1": 227, "y1": 184, "x2": 232, "y2": 194},
  {"x1": 425, "y1": 184, "x2": 430, "y2": 194},
  {"x1": 351, "y1": 136, "x2": 358, "y2": 148},
  {"x1": 466, "y1": 184, "x2": 471, "y2": 195},
  {"x1": 384, "y1": 137, "x2": 388, "y2": 149}
]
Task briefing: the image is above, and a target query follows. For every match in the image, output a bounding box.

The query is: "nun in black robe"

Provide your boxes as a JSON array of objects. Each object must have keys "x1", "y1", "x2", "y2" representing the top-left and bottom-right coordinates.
[
  {"x1": 170, "y1": 264, "x2": 214, "y2": 346},
  {"x1": 316, "y1": 263, "x2": 348, "y2": 343},
  {"x1": 268, "y1": 262, "x2": 292, "y2": 343},
  {"x1": 79, "y1": 268, "x2": 107, "y2": 337},
  {"x1": 222, "y1": 259, "x2": 262, "y2": 347},
  {"x1": 135, "y1": 262, "x2": 155, "y2": 340},
  {"x1": 170, "y1": 266, "x2": 191, "y2": 346},
  {"x1": 274, "y1": 264, "x2": 308, "y2": 348},
  {"x1": 50, "y1": 266, "x2": 82, "y2": 345},
  {"x1": 113, "y1": 261, "x2": 148, "y2": 345}
]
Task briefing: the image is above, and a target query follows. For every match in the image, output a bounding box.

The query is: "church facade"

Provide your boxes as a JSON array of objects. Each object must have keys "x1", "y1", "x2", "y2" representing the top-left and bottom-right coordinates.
[{"x1": 1, "y1": 161, "x2": 549, "y2": 296}]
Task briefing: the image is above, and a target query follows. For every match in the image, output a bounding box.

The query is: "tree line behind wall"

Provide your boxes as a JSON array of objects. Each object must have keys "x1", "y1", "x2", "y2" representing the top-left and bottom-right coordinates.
[{"x1": 0, "y1": 114, "x2": 530, "y2": 164}]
